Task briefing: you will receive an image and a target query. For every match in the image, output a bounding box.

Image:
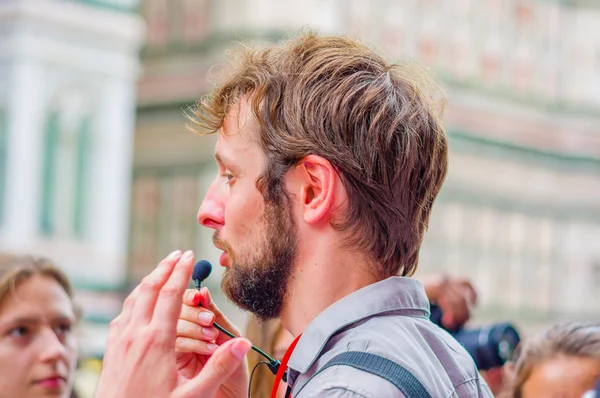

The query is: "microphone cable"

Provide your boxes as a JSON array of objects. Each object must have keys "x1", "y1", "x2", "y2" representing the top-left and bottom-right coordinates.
[{"x1": 192, "y1": 260, "x2": 285, "y2": 383}]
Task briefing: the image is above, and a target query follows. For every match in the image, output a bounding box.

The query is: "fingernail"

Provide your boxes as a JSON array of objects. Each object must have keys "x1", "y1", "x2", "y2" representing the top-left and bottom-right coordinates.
[
  {"x1": 207, "y1": 343, "x2": 219, "y2": 353},
  {"x1": 230, "y1": 339, "x2": 251, "y2": 360},
  {"x1": 198, "y1": 312, "x2": 214, "y2": 324},
  {"x1": 202, "y1": 327, "x2": 218, "y2": 339},
  {"x1": 169, "y1": 250, "x2": 182, "y2": 259},
  {"x1": 182, "y1": 250, "x2": 194, "y2": 260}
]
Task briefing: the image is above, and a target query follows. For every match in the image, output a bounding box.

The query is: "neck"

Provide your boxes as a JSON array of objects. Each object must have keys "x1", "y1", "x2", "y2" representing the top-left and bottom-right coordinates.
[{"x1": 280, "y1": 237, "x2": 380, "y2": 337}]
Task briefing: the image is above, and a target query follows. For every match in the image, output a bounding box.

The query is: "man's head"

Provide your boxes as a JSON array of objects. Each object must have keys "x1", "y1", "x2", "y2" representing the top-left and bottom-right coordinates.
[{"x1": 193, "y1": 32, "x2": 448, "y2": 320}]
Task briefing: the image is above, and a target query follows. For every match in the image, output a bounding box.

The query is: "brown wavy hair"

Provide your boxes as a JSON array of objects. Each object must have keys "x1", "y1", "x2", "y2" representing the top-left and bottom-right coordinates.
[{"x1": 189, "y1": 31, "x2": 448, "y2": 278}]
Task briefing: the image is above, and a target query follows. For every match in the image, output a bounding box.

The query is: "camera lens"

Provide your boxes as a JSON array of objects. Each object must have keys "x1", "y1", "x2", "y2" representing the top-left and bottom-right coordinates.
[{"x1": 454, "y1": 323, "x2": 520, "y2": 370}]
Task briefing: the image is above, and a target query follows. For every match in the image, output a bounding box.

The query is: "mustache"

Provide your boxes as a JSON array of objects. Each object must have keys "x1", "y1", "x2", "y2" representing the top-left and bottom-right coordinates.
[{"x1": 213, "y1": 233, "x2": 235, "y2": 257}]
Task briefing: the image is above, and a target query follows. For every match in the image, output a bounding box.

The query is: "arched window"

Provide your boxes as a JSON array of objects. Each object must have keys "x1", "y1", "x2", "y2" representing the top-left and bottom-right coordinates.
[
  {"x1": 73, "y1": 115, "x2": 91, "y2": 237},
  {"x1": 40, "y1": 100, "x2": 92, "y2": 239},
  {"x1": 40, "y1": 110, "x2": 59, "y2": 235},
  {"x1": 0, "y1": 109, "x2": 7, "y2": 226}
]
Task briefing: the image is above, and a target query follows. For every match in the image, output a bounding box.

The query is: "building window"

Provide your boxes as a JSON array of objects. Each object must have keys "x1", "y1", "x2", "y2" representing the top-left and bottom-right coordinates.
[
  {"x1": 143, "y1": 0, "x2": 170, "y2": 47},
  {"x1": 0, "y1": 109, "x2": 7, "y2": 226},
  {"x1": 181, "y1": 0, "x2": 209, "y2": 44},
  {"x1": 73, "y1": 115, "x2": 91, "y2": 237},
  {"x1": 40, "y1": 111, "x2": 59, "y2": 235},
  {"x1": 40, "y1": 109, "x2": 92, "y2": 238}
]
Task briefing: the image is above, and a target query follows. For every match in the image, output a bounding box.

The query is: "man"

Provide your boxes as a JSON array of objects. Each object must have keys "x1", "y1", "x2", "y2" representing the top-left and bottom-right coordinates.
[
  {"x1": 97, "y1": 32, "x2": 492, "y2": 397},
  {"x1": 177, "y1": 32, "x2": 492, "y2": 397}
]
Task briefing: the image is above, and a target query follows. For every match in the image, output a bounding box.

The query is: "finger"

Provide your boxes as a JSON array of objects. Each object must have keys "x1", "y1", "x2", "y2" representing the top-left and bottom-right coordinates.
[
  {"x1": 116, "y1": 284, "x2": 140, "y2": 331},
  {"x1": 182, "y1": 289, "x2": 202, "y2": 306},
  {"x1": 177, "y1": 319, "x2": 219, "y2": 341},
  {"x1": 175, "y1": 336, "x2": 219, "y2": 356},
  {"x1": 198, "y1": 287, "x2": 242, "y2": 342},
  {"x1": 102, "y1": 315, "x2": 121, "y2": 362},
  {"x1": 173, "y1": 338, "x2": 251, "y2": 398},
  {"x1": 439, "y1": 295, "x2": 465, "y2": 329},
  {"x1": 180, "y1": 292, "x2": 216, "y2": 326},
  {"x1": 152, "y1": 250, "x2": 195, "y2": 331},
  {"x1": 446, "y1": 291, "x2": 470, "y2": 325},
  {"x1": 460, "y1": 281, "x2": 478, "y2": 305},
  {"x1": 131, "y1": 250, "x2": 183, "y2": 324},
  {"x1": 441, "y1": 313, "x2": 457, "y2": 329}
]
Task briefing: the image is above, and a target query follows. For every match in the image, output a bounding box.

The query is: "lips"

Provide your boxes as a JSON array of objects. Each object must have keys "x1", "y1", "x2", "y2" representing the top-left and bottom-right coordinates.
[
  {"x1": 219, "y1": 251, "x2": 229, "y2": 267},
  {"x1": 35, "y1": 376, "x2": 66, "y2": 389}
]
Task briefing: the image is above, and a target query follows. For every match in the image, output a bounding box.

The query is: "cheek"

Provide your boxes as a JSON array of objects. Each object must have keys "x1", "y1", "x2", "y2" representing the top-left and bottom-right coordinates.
[
  {"x1": 0, "y1": 343, "x2": 29, "y2": 392},
  {"x1": 66, "y1": 336, "x2": 78, "y2": 370},
  {"x1": 225, "y1": 189, "x2": 265, "y2": 236}
]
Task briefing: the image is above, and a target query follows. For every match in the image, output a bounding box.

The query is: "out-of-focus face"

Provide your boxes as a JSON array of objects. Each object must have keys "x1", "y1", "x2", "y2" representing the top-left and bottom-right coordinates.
[
  {"x1": 0, "y1": 274, "x2": 77, "y2": 398},
  {"x1": 521, "y1": 355, "x2": 600, "y2": 398}
]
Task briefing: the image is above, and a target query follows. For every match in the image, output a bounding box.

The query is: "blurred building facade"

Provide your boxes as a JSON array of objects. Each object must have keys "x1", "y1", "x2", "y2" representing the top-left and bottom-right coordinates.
[
  {"x1": 132, "y1": 0, "x2": 600, "y2": 332},
  {"x1": 2, "y1": 0, "x2": 598, "y2": 369},
  {"x1": 0, "y1": 0, "x2": 144, "y2": 357}
]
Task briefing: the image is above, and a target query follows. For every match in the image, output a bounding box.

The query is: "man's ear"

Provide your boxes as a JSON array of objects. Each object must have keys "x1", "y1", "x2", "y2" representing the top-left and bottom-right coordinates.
[{"x1": 296, "y1": 155, "x2": 336, "y2": 224}]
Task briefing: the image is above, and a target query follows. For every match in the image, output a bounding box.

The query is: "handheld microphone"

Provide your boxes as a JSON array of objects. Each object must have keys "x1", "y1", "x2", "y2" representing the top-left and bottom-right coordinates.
[{"x1": 192, "y1": 260, "x2": 285, "y2": 381}]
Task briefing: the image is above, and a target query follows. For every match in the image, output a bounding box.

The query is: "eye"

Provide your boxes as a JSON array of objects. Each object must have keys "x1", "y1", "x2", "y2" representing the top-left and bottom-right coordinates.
[
  {"x1": 54, "y1": 322, "x2": 72, "y2": 336},
  {"x1": 8, "y1": 326, "x2": 29, "y2": 338},
  {"x1": 222, "y1": 172, "x2": 234, "y2": 185}
]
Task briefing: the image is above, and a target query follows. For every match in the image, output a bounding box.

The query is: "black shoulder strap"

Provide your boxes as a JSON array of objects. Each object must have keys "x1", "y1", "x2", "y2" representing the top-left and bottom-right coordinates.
[{"x1": 309, "y1": 351, "x2": 432, "y2": 398}]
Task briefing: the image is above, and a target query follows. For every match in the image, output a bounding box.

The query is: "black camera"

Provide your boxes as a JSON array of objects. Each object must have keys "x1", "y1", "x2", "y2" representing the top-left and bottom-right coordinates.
[{"x1": 430, "y1": 304, "x2": 521, "y2": 370}]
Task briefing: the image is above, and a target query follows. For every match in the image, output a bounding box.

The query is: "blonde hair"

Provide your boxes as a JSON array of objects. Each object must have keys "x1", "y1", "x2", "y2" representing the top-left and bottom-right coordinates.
[
  {"x1": 509, "y1": 322, "x2": 600, "y2": 397},
  {"x1": 0, "y1": 253, "x2": 74, "y2": 310}
]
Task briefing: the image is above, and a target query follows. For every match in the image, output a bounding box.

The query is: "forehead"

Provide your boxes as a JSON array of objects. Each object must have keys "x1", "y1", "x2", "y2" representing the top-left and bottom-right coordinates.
[
  {"x1": 523, "y1": 355, "x2": 600, "y2": 397},
  {"x1": 216, "y1": 98, "x2": 262, "y2": 156},
  {"x1": 0, "y1": 275, "x2": 74, "y2": 320}
]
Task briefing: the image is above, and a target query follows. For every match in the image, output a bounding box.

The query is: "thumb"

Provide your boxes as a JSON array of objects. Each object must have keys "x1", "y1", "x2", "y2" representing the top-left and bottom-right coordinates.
[{"x1": 173, "y1": 338, "x2": 251, "y2": 398}]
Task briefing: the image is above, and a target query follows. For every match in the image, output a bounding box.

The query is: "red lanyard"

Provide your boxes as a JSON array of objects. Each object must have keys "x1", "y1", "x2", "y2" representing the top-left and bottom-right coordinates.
[{"x1": 270, "y1": 333, "x2": 302, "y2": 398}]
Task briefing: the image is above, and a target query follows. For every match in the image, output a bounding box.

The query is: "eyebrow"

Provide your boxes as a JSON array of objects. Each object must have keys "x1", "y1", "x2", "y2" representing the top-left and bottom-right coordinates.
[
  {"x1": 1, "y1": 314, "x2": 74, "y2": 326},
  {"x1": 214, "y1": 152, "x2": 239, "y2": 170}
]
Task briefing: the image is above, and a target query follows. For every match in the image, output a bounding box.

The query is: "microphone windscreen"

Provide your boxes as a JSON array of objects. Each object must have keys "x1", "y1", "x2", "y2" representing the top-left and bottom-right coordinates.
[{"x1": 192, "y1": 260, "x2": 212, "y2": 283}]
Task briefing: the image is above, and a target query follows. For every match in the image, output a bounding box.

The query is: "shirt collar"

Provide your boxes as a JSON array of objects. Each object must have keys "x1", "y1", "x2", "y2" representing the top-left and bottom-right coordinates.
[{"x1": 287, "y1": 276, "x2": 430, "y2": 374}]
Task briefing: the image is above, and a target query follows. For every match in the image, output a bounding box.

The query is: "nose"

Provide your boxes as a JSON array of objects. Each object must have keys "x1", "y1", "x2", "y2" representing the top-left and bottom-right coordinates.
[
  {"x1": 38, "y1": 328, "x2": 69, "y2": 364},
  {"x1": 197, "y1": 182, "x2": 225, "y2": 229}
]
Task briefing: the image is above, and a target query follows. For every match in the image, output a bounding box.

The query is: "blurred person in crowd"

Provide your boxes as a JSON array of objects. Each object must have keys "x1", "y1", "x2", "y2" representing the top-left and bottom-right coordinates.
[
  {"x1": 481, "y1": 365, "x2": 513, "y2": 396},
  {"x1": 246, "y1": 273, "x2": 477, "y2": 397},
  {"x1": 507, "y1": 322, "x2": 600, "y2": 398},
  {"x1": 245, "y1": 316, "x2": 294, "y2": 398},
  {"x1": 175, "y1": 31, "x2": 492, "y2": 397},
  {"x1": 0, "y1": 253, "x2": 79, "y2": 398}
]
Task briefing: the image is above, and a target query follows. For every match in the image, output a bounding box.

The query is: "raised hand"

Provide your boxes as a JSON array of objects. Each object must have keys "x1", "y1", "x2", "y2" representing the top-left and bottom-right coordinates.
[
  {"x1": 94, "y1": 250, "x2": 251, "y2": 398},
  {"x1": 421, "y1": 273, "x2": 477, "y2": 329}
]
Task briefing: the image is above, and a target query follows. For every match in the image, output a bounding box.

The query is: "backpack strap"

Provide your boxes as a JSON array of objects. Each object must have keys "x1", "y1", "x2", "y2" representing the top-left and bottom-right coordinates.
[{"x1": 307, "y1": 351, "x2": 432, "y2": 398}]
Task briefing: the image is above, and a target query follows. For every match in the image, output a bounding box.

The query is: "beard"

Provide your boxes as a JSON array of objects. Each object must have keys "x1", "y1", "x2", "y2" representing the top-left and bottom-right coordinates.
[{"x1": 215, "y1": 199, "x2": 297, "y2": 321}]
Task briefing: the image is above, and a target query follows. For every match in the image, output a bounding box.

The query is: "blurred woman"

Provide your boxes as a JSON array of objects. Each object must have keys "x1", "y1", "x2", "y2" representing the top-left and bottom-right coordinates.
[
  {"x1": 508, "y1": 322, "x2": 600, "y2": 398},
  {"x1": 0, "y1": 253, "x2": 79, "y2": 398}
]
